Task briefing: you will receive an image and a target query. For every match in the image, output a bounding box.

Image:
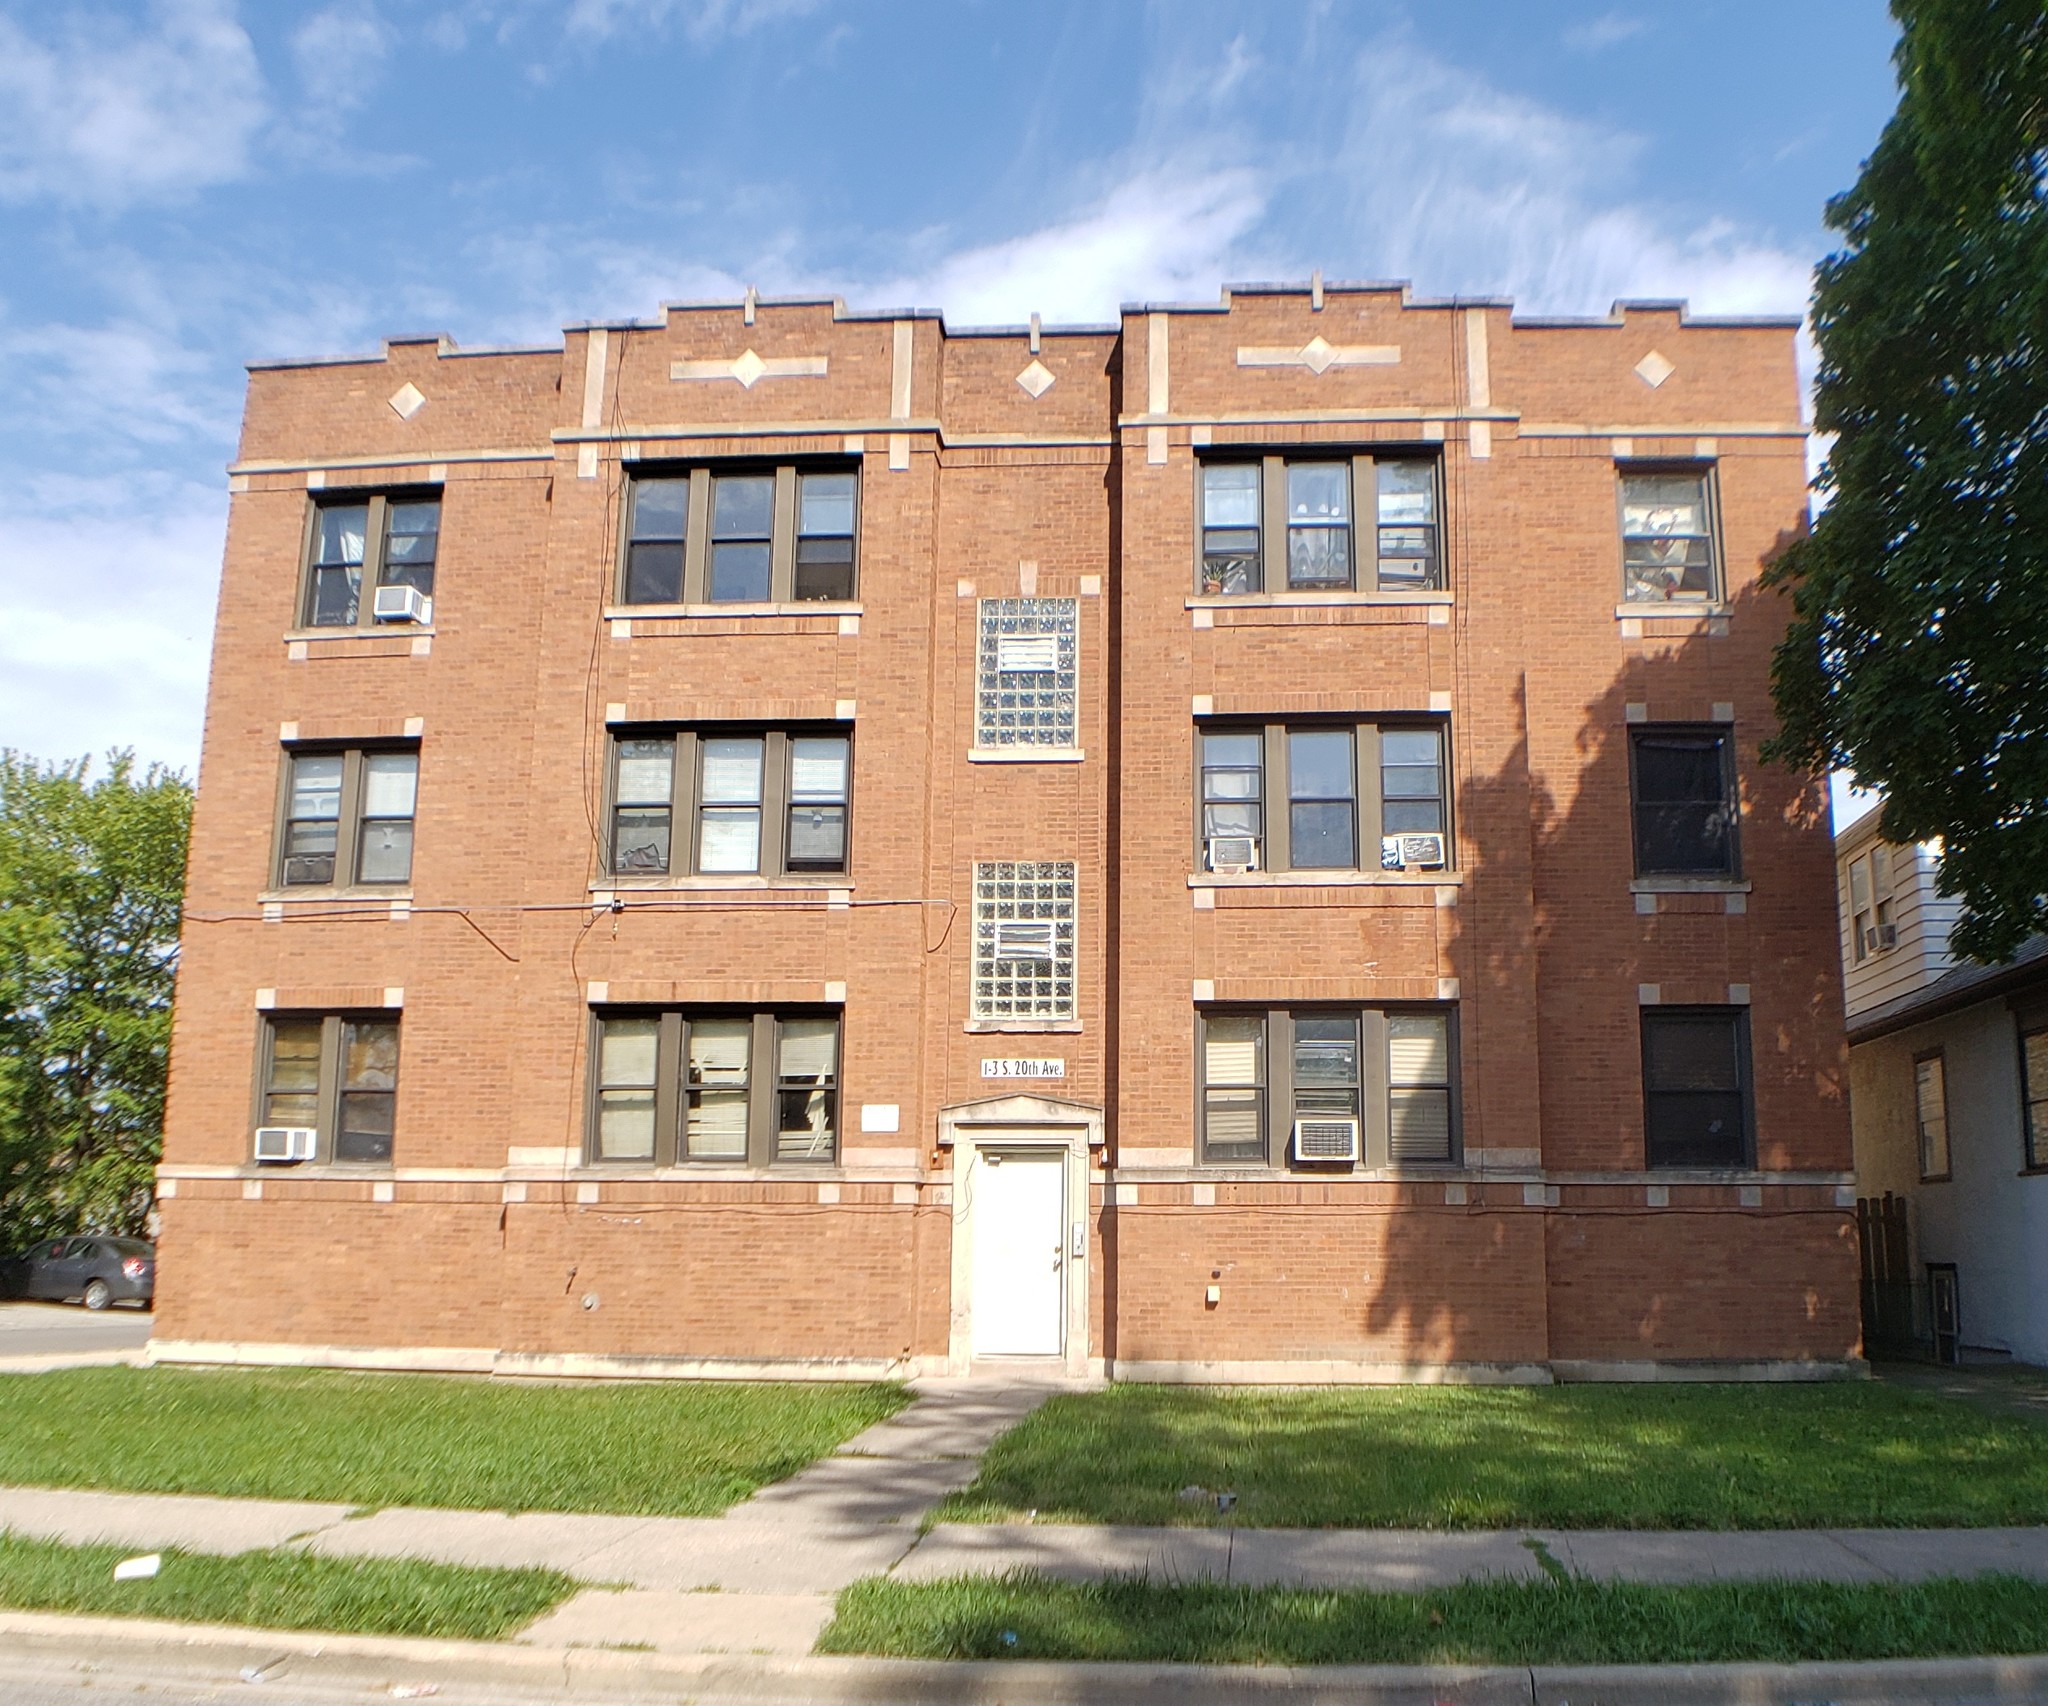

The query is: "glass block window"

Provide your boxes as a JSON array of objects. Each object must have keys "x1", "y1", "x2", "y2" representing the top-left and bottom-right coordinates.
[
  {"x1": 976, "y1": 598, "x2": 1078, "y2": 749},
  {"x1": 972, "y1": 861, "x2": 1077, "y2": 1020}
]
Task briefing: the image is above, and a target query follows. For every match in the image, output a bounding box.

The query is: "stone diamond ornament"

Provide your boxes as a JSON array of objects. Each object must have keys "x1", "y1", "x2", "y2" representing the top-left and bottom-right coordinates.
[
  {"x1": 1634, "y1": 350, "x2": 1675, "y2": 389},
  {"x1": 1300, "y1": 335, "x2": 1336, "y2": 375},
  {"x1": 1015, "y1": 359, "x2": 1056, "y2": 399},
  {"x1": 388, "y1": 382, "x2": 427, "y2": 420},
  {"x1": 729, "y1": 348, "x2": 768, "y2": 389}
]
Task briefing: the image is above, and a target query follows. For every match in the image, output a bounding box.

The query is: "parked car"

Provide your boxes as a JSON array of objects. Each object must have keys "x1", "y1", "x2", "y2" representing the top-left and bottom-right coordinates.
[{"x1": 0, "y1": 1236, "x2": 154, "y2": 1310}]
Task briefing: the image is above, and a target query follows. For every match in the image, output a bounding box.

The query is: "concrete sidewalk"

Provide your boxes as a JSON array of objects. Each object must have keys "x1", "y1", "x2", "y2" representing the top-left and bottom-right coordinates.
[{"x1": 6, "y1": 1373, "x2": 2048, "y2": 1659}]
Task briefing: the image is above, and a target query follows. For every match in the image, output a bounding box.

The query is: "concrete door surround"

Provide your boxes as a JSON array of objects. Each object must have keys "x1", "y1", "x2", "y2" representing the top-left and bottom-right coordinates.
[{"x1": 938, "y1": 1094, "x2": 1103, "y2": 1379}]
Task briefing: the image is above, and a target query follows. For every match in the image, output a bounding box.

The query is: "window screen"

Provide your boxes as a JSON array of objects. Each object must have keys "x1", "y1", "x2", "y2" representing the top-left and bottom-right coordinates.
[
  {"x1": 1642, "y1": 1008, "x2": 1750, "y2": 1168},
  {"x1": 1621, "y1": 471, "x2": 1717, "y2": 602},
  {"x1": 1631, "y1": 729, "x2": 1737, "y2": 877}
]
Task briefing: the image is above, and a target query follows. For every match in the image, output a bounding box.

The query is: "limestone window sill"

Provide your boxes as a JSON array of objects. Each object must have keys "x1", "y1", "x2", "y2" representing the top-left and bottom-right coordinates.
[
  {"x1": 593, "y1": 876, "x2": 852, "y2": 894},
  {"x1": 282, "y1": 627, "x2": 434, "y2": 642},
  {"x1": 1614, "y1": 601, "x2": 1730, "y2": 621},
  {"x1": 1188, "y1": 870, "x2": 1461, "y2": 888},
  {"x1": 1187, "y1": 591, "x2": 1452, "y2": 609},
  {"x1": 964, "y1": 1019, "x2": 1084, "y2": 1034},
  {"x1": 258, "y1": 887, "x2": 413, "y2": 904},
  {"x1": 968, "y1": 747, "x2": 1085, "y2": 763},
  {"x1": 603, "y1": 602, "x2": 861, "y2": 620},
  {"x1": 1628, "y1": 877, "x2": 1751, "y2": 893}
]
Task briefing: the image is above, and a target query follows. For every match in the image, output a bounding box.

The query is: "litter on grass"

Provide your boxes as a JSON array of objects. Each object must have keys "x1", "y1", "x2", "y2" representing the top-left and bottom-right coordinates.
[{"x1": 111, "y1": 1553, "x2": 160, "y2": 1581}]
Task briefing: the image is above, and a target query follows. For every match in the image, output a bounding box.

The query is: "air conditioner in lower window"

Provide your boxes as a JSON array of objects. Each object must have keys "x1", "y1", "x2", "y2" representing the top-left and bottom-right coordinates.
[
  {"x1": 1381, "y1": 832, "x2": 1448, "y2": 871},
  {"x1": 372, "y1": 584, "x2": 432, "y2": 624},
  {"x1": 253, "y1": 1126, "x2": 317, "y2": 1163},
  {"x1": 1205, "y1": 835, "x2": 1260, "y2": 874},
  {"x1": 1292, "y1": 1117, "x2": 1361, "y2": 1163},
  {"x1": 1876, "y1": 923, "x2": 1898, "y2": 950}
]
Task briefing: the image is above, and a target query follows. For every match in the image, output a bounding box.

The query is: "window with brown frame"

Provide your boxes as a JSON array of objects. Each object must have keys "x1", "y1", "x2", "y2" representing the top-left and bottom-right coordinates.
[
  {"x1": 1629, "y1": 726, "x2": 1739, "y2": 878},
  {"x1": 1641, "y1": 1006, "x2": 1752, "y2": 1168},
  {"x1": 277, "y1": 746, "x2": 419, "y2": 889},
  {"x1": 1197, "y1": 454, "x2": 1442, "y2": 595},
  {"x1": 606, "y1": 727, "x2": 849, "y2": 878},
  {"x1": 1197, "y1": 720, "x2": 1449, "y2": 875},
  {"x1": 300, "y1": 492, "x2": 441, "y2": 628},
  {"x1": 256, "y1": 1013, "x2": 400, "y2": 1163},
  {"x1": 1198, "y1": 1006, "x2": 1457, "y2": 1168},
  {"x1": 620, "y1": 464, "x2": 858, "y2": 605},
  {"x1": 1915, "y1": 1051, "x2": 1951, "y2": 1180},
  {"x1": 1619, "y1": 467, "x2": 1720, "y2": 603},
  {"x1": 588, "y1": 1009, "x2": 840, "y2": 1166},
  {"x1": 2018, "y1": 1017, "x2": 2048, "y2": 1171}
]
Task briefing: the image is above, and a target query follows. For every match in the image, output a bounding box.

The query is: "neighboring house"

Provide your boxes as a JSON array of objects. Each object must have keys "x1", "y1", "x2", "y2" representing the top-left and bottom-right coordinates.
[
  {"x1": 153, "y1": 281, "x2": 1854, "y2": 1383},
  {"x1": 1837, "y1": 809, "x2": 2048, "y2": 1365}
]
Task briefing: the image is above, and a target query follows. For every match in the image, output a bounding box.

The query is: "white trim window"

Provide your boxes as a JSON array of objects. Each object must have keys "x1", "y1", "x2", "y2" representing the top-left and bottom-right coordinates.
[
  {"x1": 975, "y1": 598, "x2": 1078, "y2": 749},
  {"x1": 972, "y1": 861, "x2": 1077, "y2": 1020}
]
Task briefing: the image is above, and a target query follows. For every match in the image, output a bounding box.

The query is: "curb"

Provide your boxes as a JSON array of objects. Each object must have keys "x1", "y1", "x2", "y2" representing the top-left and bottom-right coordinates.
[{"x1": 1, "y1": 1612, "x2": 2047, "y2": 1704}]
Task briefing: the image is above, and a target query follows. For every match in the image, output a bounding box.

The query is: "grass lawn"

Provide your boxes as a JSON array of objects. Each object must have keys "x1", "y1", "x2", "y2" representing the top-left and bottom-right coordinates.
[
  {"x1": 0, "y1": 1367, "x2": 906, "y2": 1516},
  {"x1": 821, "y1": 1571, "x2": 2048, "y2": 1666},
  {"x1": 0, "y1": 1532, "x2": 572, "y2": 1640},
  {"x1": 938, "y1": 1382, "x2": 2048, "y2": 1529}
]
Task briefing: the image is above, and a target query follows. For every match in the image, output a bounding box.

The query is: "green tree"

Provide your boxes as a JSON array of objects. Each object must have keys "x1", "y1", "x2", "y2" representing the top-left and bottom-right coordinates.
[
  {"x1": 1766, "y1": 0, "x2": 2048, "y2": 962},
  {"x1": 0, "y1": 751, "x2": 192, "y2": 1248}
]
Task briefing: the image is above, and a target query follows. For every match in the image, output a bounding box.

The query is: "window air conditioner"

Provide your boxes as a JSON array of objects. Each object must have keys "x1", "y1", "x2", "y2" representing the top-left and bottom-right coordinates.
[
  {"x1": 1205, "y1": 835, "x2": 1260, "y2": 874},
  {"x1": 1381, "y1": 832, "x2": 1448, "y2": 871},
  {"x1": 1292, "y1": 1117, "x2": 1361, "y2": 1163},
  {"x1": 372, "y1": 584, "x2": 432, "y2": 624},
  {"x1": 253, "y1": 1126, "x2": 317, "y2": 1163},
  {"x1": 1876, "y1": 923, "x2": 1898, "y2": 950}
]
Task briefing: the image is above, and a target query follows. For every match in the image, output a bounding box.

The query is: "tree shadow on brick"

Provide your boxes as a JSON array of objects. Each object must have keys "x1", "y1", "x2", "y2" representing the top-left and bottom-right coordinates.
[{"x1": 1362, "y1": 568, "x2": 1858, "y2": 1371}]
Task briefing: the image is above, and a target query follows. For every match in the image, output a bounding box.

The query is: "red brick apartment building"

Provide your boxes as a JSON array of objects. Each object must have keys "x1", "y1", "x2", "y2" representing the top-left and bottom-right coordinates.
[{"x1": 155, "y1": 281, "x2": 1858, "y2": 1381}]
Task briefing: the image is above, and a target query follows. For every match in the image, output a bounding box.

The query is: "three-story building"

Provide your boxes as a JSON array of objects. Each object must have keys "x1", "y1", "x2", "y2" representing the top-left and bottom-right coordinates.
[{"x1": 155, "y1": 281, "x2": 1856, "y2": 1380}]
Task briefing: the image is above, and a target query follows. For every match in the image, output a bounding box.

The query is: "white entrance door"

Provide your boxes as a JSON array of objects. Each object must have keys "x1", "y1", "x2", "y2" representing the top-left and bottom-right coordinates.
[{"x1": 971, "y1": 1149, "x2": 1065, "y2": 1357}]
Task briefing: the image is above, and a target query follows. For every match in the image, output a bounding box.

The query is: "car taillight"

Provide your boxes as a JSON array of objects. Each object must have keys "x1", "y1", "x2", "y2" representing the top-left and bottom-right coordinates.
[{"x1": 122, "y1": 1258, "x2": 146, "y2": 1279}]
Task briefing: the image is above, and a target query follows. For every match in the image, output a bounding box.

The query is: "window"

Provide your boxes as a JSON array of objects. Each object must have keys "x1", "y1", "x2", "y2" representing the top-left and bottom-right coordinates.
[
  {"x1": 301, "y1": 493, "x2": 440, "y2": 628},
  {"x1": 1915, "y1": 1052, "x2": 1950, "y2": 1179},
  {"x1": 619, "y1": 465, "x2": 859, "y2": 605},
  {"x1": 1630, "y1": 727, "x2": 1738, "y2": 878},
  {"x1": 1197, "y1": 455, "x2": 1442, "y2": 594},
  {"x1": 1848, "y1": 854, "x2": 1872, "y2": 962},
  {"x1": 587, "y1": 1009, "x2": 839, "y2": 1166},
  {"x1": 606, "y1": 728, "x2": 849, "y2": 878},
  {"x1": 2019, "y1": 1020, "x2": 2048, "y2": 1170},
  {"x1": 975, "y1": 599, "x2": 1079, "y2": 749},
  {"x1": 1197, "y1": 721, "x2": 1449, "y2": 874},
  {"x1": 1198, "y1": 1007, "x2": 1457, "y2": 1166},
  {"x1": 1641, "y1": 1008, "x2": 1751, "y2": 1168},
  {"x1": 257, "y1": 1014, "x2": 400, "y2": 1163},
  {"x1": 972, "y1": 861, "x2": 1076, "y2": 1021},
  {"x1": 1620, "y1": 470, "x2": 1718, "y2": 603},
  {"x1": 277, "y1": 747, "x2": 418, "y2": 888}
]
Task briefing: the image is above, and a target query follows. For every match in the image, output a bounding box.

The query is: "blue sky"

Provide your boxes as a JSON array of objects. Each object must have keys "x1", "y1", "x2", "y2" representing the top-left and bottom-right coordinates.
[{"x1": 0, "y1": 0, "x2": 1902, "y2": 781}]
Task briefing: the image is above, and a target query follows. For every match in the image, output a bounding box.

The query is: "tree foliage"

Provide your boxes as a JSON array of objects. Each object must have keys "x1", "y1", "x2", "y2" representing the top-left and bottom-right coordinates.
[
  {"x1": 1766, "y1": 0, "x2": 2048, "y2": 962},
  {"x1": 0, "y1": 752, "x2": 192, "y2": 1248}
]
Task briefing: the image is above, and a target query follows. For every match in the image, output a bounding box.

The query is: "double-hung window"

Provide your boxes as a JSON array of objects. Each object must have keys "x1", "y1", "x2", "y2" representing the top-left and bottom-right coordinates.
[
  {"x1": 1198, "y1": 1007, "x2": 1457, "y2": 1167},
  {"x1": 257, "y1": 1013, "x2": 400, "y2": 1163},
  {"x1": 1641, "y1": 1007, "x2": 1751, "y2": 1168},
  {"x1": 1914, "y1": 1051, "x2": 1951, "y2": 1180},
  {"x1": 2018, "y1": 1016, "x2": 2048, "y2": 1171},
  {"x1": 589, "y1": 1009, "x2": 840, "y2": 1166},
  {"x1": 277, "y1": 747, "x2": 419, "y2": 888},
  {"x1": 1629, "y1": 726, "x2": 1739, "y2": 878},
  {"x1": 1620, "y1": 469, "x2": 1719, "y2": 603},
  {"x1": 301, "y1": 493, "x2": 441, "y2": 627},
  {"x1": 1847, "y1": 845, "x2": 1896, "y2": 961},
  {"x1": 1198, "y1": 721, "x2": 1449, "y2": 874},
  {"x1": 1198, "y1": 455, "x2": 1442, "y2": 594},
  {"x1": 607, "y1": 727, "x2": 849, "y2": 879},
  {"x1": 620, "y1": 465, "x2": 858, "y2": 605}
]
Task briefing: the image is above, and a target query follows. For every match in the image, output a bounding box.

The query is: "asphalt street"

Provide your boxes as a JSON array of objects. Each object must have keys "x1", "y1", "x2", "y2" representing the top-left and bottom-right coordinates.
[{"x1": 0, "y1": 1299, "x2": 152, "y2": 1358}]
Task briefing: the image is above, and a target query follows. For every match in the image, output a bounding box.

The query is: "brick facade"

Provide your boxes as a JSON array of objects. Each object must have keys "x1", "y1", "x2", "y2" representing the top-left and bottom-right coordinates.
[{"x1": 156, "y1": 284, "x2": 1857, "y2": 1380}]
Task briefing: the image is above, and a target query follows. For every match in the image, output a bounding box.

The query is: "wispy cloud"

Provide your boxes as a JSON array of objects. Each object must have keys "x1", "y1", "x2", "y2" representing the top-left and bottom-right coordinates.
[
  {"x1": 0, "y1": 0, "x2": 267, "y2": 208},
  {"x1": 561, "y1": 0, "x2": 829, "y2": 44},
  {"x1": 291, "y1": 2, "x2": 392, "y2": 111},
  {"x1": 1562, "y1": 12, "x2": 1647, "y2": 53}
]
